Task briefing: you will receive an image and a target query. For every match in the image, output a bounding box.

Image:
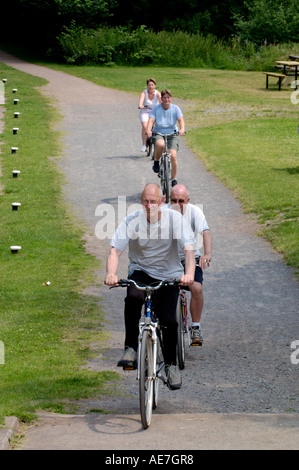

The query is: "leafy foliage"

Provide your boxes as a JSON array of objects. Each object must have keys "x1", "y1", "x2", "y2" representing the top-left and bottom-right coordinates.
[
  {"x1": 56, "y1": 25, "x2": 298, "y2": 70},
  {"x1": 233, "y1": 0, "x2": 299, "y2": 44}
]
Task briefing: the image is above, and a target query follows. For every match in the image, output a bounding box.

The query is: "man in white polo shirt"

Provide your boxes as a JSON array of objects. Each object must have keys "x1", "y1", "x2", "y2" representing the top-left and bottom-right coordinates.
[{"x1": 170, "y1": 184, "x2": 212, "y2": 346}]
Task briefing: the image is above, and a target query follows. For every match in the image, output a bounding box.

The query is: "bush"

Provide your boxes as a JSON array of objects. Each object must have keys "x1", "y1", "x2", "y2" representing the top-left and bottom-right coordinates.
[{"x1": 56, "y1": 24, "x2": 299, "y2": 70}]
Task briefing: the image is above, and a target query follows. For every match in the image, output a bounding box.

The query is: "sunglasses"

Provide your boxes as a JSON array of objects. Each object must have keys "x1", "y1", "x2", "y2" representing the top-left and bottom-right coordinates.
[{"x1": 171, "y1": 199, "x2": 186, "y2": 203}]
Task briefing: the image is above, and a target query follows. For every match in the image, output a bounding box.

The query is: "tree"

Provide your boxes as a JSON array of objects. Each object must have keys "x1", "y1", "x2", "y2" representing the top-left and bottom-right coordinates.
[
  {"x1": 0, "y1": 0, "x2": 117, "y2": 50},
  {"x1": 233, "y1": 0, "x2": 299, "y2": 44}
]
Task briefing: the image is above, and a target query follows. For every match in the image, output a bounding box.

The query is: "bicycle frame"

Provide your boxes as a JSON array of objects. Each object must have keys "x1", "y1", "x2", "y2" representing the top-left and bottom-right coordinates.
[{"x1": 152, "y1": 132, "x2": 177, "y2": 203}]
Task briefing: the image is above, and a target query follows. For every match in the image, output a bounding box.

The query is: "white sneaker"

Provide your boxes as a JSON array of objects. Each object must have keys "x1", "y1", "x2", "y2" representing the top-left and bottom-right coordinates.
[{"x1": 140, "y1": 145, "x2": 146, "y2": 152}]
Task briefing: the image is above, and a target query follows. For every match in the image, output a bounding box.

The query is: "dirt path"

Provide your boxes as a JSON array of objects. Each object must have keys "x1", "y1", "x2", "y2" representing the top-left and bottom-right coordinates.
[{"x1": 0, "y1": 50, "x2": 298, "y2": 450}]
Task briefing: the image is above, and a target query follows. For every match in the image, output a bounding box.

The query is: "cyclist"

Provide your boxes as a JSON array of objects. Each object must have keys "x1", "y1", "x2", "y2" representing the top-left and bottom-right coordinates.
[
  {"x1": 169, "y1": 184, "x2": 212, "y2": 346},
  {"x1": 147, "y1": 89, "x2": 185, "y2": 187},
  {"x1": 105, "y1": 183, "x2": 195, "y2": 390},
  {"x1": 138, "y1": 78, "x2": 161, "y2": 153}
]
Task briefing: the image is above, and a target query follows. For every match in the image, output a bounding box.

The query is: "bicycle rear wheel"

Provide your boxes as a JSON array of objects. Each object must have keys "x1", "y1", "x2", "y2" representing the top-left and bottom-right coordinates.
[
  {"x1": 176, "y1": 296, "x2": 186, "y2": 370},
  {"x1": 146, "y1": 137, "x2": 154, "y2": 159},
  {"x1": 139, "y1": 329, "x2": 154, "y2": 429}
]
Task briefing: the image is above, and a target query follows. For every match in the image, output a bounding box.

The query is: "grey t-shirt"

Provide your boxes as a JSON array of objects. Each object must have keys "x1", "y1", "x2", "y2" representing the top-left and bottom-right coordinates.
[{"x1": 110, "y1": 207, "x2": 194, "y2": 280}]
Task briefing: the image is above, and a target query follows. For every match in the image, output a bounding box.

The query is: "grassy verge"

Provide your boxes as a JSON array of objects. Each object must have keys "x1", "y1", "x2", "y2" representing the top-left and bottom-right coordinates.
[
  {"x1": 0, "y1": 64, "x2": 118, "y2": 422},
  {"x1": 37, "y1": 63, "x2": 299, "y2": 275}
]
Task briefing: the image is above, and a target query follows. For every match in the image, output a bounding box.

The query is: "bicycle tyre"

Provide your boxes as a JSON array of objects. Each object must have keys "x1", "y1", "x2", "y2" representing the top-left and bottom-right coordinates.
[
  {"x1": 163, "y1": 155, "x2": 171, "y2": 203},
  {"x1": 153, "y1": 332, "x2": 163, "y2": 409},
  {"x1": 147, "y1": 138, "x2": 153, "y2": 159},
  {"x1": 139, "y1": 329, "x2": 154, "y2": 429},
  {"x1": 176, "y1": 296, "x2": 186, "y2": 370}
]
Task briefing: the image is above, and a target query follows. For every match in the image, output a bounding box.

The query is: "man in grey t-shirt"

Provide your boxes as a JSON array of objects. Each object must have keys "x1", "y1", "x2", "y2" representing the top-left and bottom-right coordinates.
[{"x1": 105, "y1": 183, "x2": 194, "y2": 389}]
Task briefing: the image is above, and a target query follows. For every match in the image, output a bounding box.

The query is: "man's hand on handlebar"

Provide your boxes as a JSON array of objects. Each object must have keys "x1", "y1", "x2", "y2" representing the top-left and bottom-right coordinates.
[
  {"x1": 179, "y1": 273, "x2": 194, "y2": 287},
  {"x1": 104, "y1": 274, "x2": 119, "y2": 286}
]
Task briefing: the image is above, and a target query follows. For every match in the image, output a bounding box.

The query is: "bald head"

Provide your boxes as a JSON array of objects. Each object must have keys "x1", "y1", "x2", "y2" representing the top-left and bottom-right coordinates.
[
  {"x1": 141, "y1": 183, "x2": 162, "y2": 200},
  {"x1": 170, "y1": 184, "x2": 190, "y2": 214},
  {"x1": 141, "y1": 183, "x2": 164, "y2": 222}
]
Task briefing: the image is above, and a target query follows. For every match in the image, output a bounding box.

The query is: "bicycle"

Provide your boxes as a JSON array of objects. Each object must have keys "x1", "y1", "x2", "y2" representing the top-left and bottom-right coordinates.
[
  {"x1": 146, "y1": 135, "x2": 154, "y2": 159},
  {"x1": 176, "y1": 257, "x2": 206, "y2": 369},
  {"x1": 109, "y1": 278, "x2": 179, "y2": 429},
  {"x1": 152, "y1": 131, "x2": 177, "y2": 204},
  {"x1": 138, "y1": 105, "x2": 154, "y2": 158},
  {"x1": 176, "y1": 286, "x2": 191, "y2": 370}
]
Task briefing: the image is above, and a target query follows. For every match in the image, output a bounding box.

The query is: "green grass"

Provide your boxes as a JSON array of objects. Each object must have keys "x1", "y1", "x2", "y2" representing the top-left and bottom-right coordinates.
[
  {"x1": 39, "y1": 63, "x2": 299, "y2": 275},
  {"x1": 0, "y1": 64, "x2": 118, "y2": 422},
  {"x1": 187, "y1": 119, "x2": 299, "y2": 269}
]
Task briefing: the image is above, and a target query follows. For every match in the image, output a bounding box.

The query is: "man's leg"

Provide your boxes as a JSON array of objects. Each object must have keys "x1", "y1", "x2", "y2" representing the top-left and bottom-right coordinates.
[
  {"x1": 168, "y1": 135, "x2": 179, "y2": 181},
  {"x1": 156, "y1": 285, "x2": 182, "y2": 389},
  {"x1": 170, "y1": 149, "x2": 177, "y2": 180},
  {"x1": 155, "y1": 285, "x2": 179, "y2": 365},
  {"x1": 189, "y1": 263, "x2": 204, "y2": 345},
  {"x1": 152, "y1": 137, "x2": 164, "y2": 172},
  {"x1": 118, "y1": 271, "x2": 148, "y2": 368}
]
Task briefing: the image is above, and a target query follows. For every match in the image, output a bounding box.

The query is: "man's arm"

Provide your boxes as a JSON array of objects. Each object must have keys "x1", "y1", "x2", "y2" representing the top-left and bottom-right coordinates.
[
  {"x1": 177, "y1": 116, "x2": 185, "y2": 136},
  {"x1": 199, "y1": 230, "x2": 212, "y2": 269},
  {"x1": 105, "y1": 246, "x2": 122, "y2": 286},
  {"x1": 180, "y1": 246, "x2": 195, "y2": 286},
  {"x1": 147, "y1": 116, "x2": 155, "y2": 137}
]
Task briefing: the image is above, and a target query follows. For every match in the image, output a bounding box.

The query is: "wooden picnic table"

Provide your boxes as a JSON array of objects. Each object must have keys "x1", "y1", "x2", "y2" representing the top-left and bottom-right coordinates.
[{"x1": 275, "y1": 61, "x2": 299, "y2": 88}]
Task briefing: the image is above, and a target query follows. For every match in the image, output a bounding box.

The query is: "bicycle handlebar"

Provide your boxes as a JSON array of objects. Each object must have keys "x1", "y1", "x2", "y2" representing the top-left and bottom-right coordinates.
[
  {"x1": 152, "y1": 131, "x2": 178, "y2": 137},
  {"x1": 109, "y1": 278, "x2": 181, "y2": 290}
]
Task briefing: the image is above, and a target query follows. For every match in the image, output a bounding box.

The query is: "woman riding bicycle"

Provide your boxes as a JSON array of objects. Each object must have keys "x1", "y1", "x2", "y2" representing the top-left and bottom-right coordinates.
[
  {"x1": 138, "y1": 78, "x2": 161, "y2": 153},
  {"x1": 147, "y1": 89, "x2": 185, "y2": 187}
]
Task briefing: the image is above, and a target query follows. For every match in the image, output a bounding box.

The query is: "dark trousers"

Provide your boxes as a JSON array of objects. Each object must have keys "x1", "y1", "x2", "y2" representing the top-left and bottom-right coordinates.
[{"x1": 124, "y1": 270, "x2": 179, "y2": 365}]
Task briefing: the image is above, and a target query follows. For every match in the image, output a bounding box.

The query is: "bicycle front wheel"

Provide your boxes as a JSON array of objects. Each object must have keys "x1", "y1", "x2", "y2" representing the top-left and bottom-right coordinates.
[
  {"x1": 139, "y1": 329, "x2": 154, "y2": 429},
  {"x1": 176, "y1": 296, "x2": 186, "y2": 370},
  {"x1": 153, "y1": 331, "x2": 163, "y2": 409},
  {"x1": 163, "y1": 157, "x2": 170, "y2": 203}
]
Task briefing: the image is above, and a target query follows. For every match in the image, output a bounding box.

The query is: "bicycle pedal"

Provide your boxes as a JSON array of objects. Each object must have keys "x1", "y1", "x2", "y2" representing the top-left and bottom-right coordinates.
[{"x1": 190, "y1": 342, "x2": 202, "y2": 347}]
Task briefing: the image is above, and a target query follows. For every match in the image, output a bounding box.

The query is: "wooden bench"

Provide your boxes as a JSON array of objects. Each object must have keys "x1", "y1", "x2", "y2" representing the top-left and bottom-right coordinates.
[
  {"x1": 263, "y1": 72, "x2": 286, "y2": 91},
  {"x1": 289, "y1": 55, "x2": 299, "y2": 61}
]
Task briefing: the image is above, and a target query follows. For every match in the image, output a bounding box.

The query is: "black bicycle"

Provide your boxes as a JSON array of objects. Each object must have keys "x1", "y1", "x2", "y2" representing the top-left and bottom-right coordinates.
[
  {"x1": 146, "y1": 136, "x2": 154, "y2": 159},
  {"x1": 138, "y1": 105, "x2": 154, "y2": 158}
]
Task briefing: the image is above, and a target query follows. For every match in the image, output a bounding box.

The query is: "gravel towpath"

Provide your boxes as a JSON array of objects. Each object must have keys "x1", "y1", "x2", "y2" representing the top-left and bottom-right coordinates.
[{"x1": 0, "y1": 51, "x2": 298, "y2": 450}]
